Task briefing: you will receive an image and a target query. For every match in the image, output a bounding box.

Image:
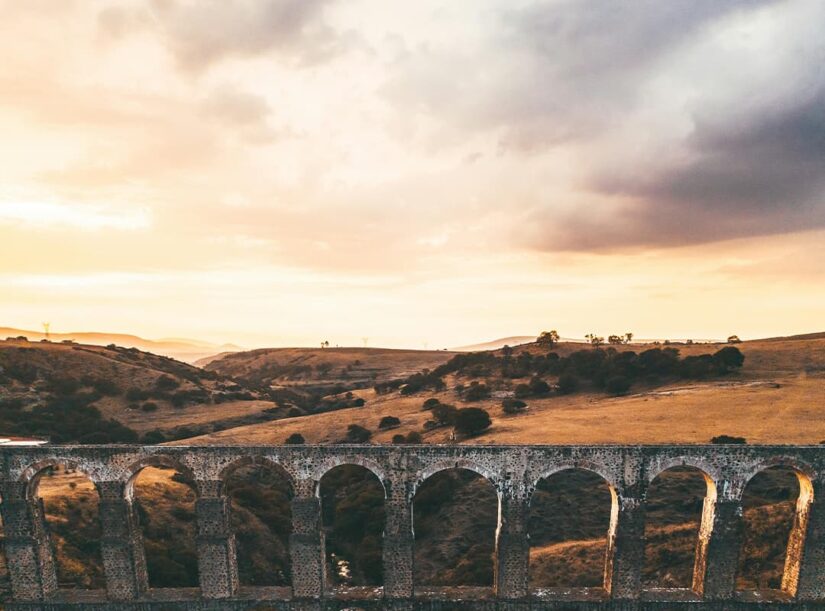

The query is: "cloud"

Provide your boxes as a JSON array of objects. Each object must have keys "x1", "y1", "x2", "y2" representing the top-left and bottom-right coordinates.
[
  {"x1": 533, "y1": 83, "x2": 825, "y2": 251},
  {"x1": 140, "y1": 0, "x2": 348, "y2": 72},
  {"x1": 385, "y1": 0, "x2": 779, "y2": 151}
]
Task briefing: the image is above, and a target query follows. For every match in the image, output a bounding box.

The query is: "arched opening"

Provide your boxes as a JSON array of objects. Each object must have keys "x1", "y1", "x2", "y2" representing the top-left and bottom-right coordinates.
[
  {"x1": 413, "y1": 468, "x2": 498, "y2": 591},
  {"x1": 643, "y1": 466, "x2": 716, "y2": 592},
  {"x1": 737, "y1": 466, "x2": 813, "y2": 596},
  {"x1": 528, "y1": 469, "x2": 616, "y2": 593},
  {"x1": 319, "y1": 465, "x2": 385, "y2": 590},
  {"x1": 224, "y1": 462, "x2": 293, "y2": 586},
  {"x1": 33, "y1": 465, "x2": 104, "y2": 589},
  {"x1": 129, "y1": 466, "x2": 198, "y2": 589}
]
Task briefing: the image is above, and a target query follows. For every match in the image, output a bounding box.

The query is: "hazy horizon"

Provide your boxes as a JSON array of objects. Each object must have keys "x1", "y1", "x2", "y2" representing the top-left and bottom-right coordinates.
[{"x1": 3, "y1": 1, "x2": 825, "y2": 349}]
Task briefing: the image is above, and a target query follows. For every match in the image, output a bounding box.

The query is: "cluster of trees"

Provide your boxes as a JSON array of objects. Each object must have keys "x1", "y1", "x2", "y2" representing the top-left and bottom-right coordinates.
[
  {"x1": 422, "y1": 399, "x2": 492, "y2": 437},
  {"x1": 0, "y1": 395, "x2": 138, "y2": 444},
  {"x1": 386, "y1": 344, "x2": 745, "y2": 399}
]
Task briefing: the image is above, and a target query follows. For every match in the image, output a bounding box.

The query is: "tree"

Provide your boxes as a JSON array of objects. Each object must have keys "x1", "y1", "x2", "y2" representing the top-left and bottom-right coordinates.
[
  {"x1": 608, "y1": 335, "x2": 624, "y2": 345},
  {"x1": 713, "y1": 346, "x2": 745, "y2": 373},
  {"x1": 537, "y1": 330, "x2": 560, "y2": 347},
  {"x1": 557, "y1": 373, "x2": 579, "y2": 394},
  {"x1": 463, "y1": 382, "x2": 490, "y2": 401},
  {"x1": 624, "y1": 332, "x2": 634, "y2": 344},
  {"x1": 454, "y1": 407, "x2": 492, "y2": 437},
  {"x1": 430, "y1": 403, "x2": 457, "y2": 426},
  {"x1": 345, "y1": 424, "x2": 371, "y2": 443},
  {"x1": 285, "y1": 433, "x2": 305, "y2": 445},
  {"x1": 378, "y1": 416, "x2": 401, "y2": 429},
  {"x1": 605, "y1": 375, "x2": 631, "y2": 396},
  {"x1": 585, "y1": 333, "x2": 604, "y2": 348},
  {"x1": 727, "y1": 335, "x2": 742, "y2": 344},
  {"x1": 422, "y1": 398, "x2": 441, "y2": 410},
  {"x1": 405, "y1": 431, "x2": 423, "y2": 444},
  {"x1": 502, "y1": 398, "x2": 527, "y2": 414},
  {"x1": 501, "y1": 344, "x2": 513, "y2": 359},
  {"x1": 391, "y1": 434, "x2": 406, "y2": 444}
]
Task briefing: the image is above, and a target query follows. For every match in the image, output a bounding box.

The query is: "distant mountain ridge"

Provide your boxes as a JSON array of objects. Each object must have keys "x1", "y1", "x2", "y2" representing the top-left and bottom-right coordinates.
[{"x1": 0, "y1": 327, "x2": 240, "y2": 363}]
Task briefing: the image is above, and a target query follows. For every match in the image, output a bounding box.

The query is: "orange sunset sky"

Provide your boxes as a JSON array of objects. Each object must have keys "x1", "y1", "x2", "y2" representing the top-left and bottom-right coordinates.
[{"x1": 2, "y1": 0, "x2": 824, "y2": 349}]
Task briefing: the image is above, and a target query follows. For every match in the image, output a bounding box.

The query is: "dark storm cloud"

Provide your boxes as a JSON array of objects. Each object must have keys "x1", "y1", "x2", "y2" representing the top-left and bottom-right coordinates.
[{"x1": 541, "y1": 85, "x2": 825, "y2": 250}]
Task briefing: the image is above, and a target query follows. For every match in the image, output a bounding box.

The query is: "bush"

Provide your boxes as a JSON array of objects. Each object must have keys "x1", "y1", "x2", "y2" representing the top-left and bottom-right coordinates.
[
  {"x1": 126, "y1": 387, "x2": 150, "y2": 402},
  {"x1": 422, "y1": 398, "x2": 441, "y2": 410},
  {"x1": 345, "y1": 424, "x2": 371, "y2": 443},
  {"x1": 141, "y1": 430, "x2": 165, "y2": 444},
  {"x1": 155, "y1": 375, "x2": 180, "y2": 391},
  {"x1": 502, "y1": 398, "x2": 527, "y2": 414},
  {"x1": 556, "y1": 373, "x2": 579, "y2": 394},
  {"x1": 430, "y1": 403, "x2": 457, "y2": 426},
  {"x1": 605, "y1": 375, "x2": 631, "y2": 396},
  {"x1": 711, "y1": 435, "x2": 746, "y2": 444},
  {"x1": 141, "y1": 402, "x2": 159, "y2": 412},
  {"x1": 713, "y1": 346, "x2": 745, "y2": 373},
  {"x1": 463, "y1": 382, "x2": 490, "y2": 402},
  {"x1": 287, "y1": 407, "x2": 303, "y2": 417},
  {"x1": 454, "y1": 407, "x2": 492, "y2": 437},
  {"x1": 391, "y1": 434, "x2": 406, "y2": 444},
  {"x1": 528, "y1": 376, "x2": 550, "y2": 395},
  {"x1": 285, "y1": 433, "x2": 305, "y2": 445},
  {"x1": 405, "y1": 431, "x2": 423, "y2": 444},
  {"x1": 513, "y1": 384, "x2": 531, "y2": 399},
  {"x1": 378, "y1": 416, "x2": 401, "y2": 429}
]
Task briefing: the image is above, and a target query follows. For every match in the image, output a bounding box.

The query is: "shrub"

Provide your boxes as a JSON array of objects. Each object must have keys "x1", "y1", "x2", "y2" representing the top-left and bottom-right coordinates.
[
  {"x1": 514, "y1": 384, "x2": 531, "y2": 399},
  {"x1": 126, "y1": 387, "x2": 150, "y2": 402},
  {"x1": 556, "y1": 373, "x2": 579, "y2": 394},
  {"x1": 711, "y1": 435, "x2": 746, "y2": 444},
  {"x1": 605, "y1": 375, "x2": 631, "y2": 396},
  {"x1": 378, "y1": 416, "x2": 401, "y2": 429},
  {"x1": 463, "y1": 382, "x2": 490, "y2": 401},
  {"x1": 502, "y1": 398, "x2": 527, "y2": 414},
  {"x1": 352, "y1": 397, "x2": 366, "y2": 407},
  {"x1": 345, "y1": 424, "x2": 372, "y2": 443},
  {"x1": 422, "y1": 398, "x2": 441, "y2": 410},
  {"x1": 430, "y1": 403, "x2": 457, "y2": 426},
  {"x1": 141, "y1": 430, "x2": 165, "y2": 444},
  {"x1": 528, "y1": 376, "x2": 551, "y2": 395},
  {"x1": 454, "y1": 407, "x2": 492, "y2": 437},
  {"x1": 405, "y1": 431, "x2": 423, "y2": 444},
  {"x1": 155, "y1": 375, "x2": 180, "y2": 391},
  {"x1": 713, "y1": 346, "x2": 745, "y2": 373},
  {"x1": 141, "y1": 402, "x2": 158, "y2": 412},
  {"x1": 391, "y1": 434, "x2": 406, "y2": 444},
  {"x1": 285, "y1": 433, "x2": 305, "y2": 445},
  {"x1": 287, "y1": 407, "x2": 303, "y2": 417}
]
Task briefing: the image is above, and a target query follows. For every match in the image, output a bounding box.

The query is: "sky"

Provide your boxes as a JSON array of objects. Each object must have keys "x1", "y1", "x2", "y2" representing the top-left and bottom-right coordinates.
[{"x1": 1, "y1": 0, "x2": 824, "y2": 349}]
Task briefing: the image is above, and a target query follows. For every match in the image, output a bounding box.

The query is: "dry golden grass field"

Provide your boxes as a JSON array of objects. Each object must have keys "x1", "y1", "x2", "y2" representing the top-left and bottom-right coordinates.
[{"x1": 185, "y1": 336, "x2": 825, "y2": 446}]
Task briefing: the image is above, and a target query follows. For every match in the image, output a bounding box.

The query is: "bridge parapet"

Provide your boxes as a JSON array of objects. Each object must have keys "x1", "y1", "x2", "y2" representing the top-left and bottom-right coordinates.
[{"x1": 1, "y1": 443, "x2": 823, "y2": 609}]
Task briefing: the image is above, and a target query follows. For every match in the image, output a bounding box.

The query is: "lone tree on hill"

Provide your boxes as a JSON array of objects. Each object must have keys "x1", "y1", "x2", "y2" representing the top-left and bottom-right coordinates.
[
  {"x1": 454, "y1": 407, "x2": 492, "y2": 437},
  {"x1": 537, "y1": 330, "x2": 560, "y2": 347},
  {"x1": 585, "y1": 333, "x2": 604, "y2": 348},
  {"x1": 727, "y1": 335, "x2": 742, "y2": 344},
  {"x1": 345, "y1": 424, "x2": 371, "y2": 443},
  {"x1": 624, "y1": 332, "x2": 634, "y2": 344},
  {"x1": 285, "y1": 433, "x2": 305, "y2": 445}
]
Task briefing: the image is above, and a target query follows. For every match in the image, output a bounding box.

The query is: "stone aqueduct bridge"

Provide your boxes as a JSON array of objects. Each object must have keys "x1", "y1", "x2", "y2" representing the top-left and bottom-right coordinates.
[{"x1": 1, "y1": 444, "x2": 825, "y2": 610}]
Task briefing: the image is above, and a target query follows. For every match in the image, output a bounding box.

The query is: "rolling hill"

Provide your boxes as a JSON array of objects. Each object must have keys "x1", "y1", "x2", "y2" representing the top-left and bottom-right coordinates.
[{"x1": 0, "y1": 327, "x2": 240, "y2": 363}]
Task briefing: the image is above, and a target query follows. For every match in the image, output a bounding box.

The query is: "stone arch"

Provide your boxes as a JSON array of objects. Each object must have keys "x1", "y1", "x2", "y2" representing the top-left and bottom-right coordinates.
[
  {"x1": 527, "y1": 466, "x2": 618, "y2": 592},
  {"x1": 412, "y1": 465, "x2": 500, "y2": 588},
  {"x1": 642, "y1": 465, "x2": 718, "y2": 594},
  {"x1": 223, "y1": 457, "x2": 295, "y2": 587},
  {"x1": 412, "y1": 458, "x2": 502, "y2": 496},
  {"x1": 219, "y1": 456, "x2": 295, "y2": 491},
  {"x1": 20, "y1": 459, "x2": 97, "y2": 499},
  {"x1": 736, "y1": 462, "x2": 814, "y2": 596},
  {"x1": 318, "y1": 463, "x2": 386, "y2": 588},
  {"x1": 128, "y1": 458, "x2": 199, "y2": 589},
  {"x1": 646, "y1": 458, "x2": 721, "y2": 494},
  {"x1": 314, "y1": 458, "x2": 389, "y2": 497},
  {"x1": 29, "y1": 462, "x2": 105, "y2": 590},
  {"x1": 528, "y1": 461, "x2": 620, "y2": 499}
]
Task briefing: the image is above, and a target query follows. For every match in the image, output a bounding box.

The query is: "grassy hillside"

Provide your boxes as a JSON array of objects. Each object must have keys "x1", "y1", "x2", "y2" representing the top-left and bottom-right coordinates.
[
  {"x1": 0, "y1": 338, "x2": 283, "y2": 442},
  {"x1": 186, "y1": 336, "x2": 825, "y2": 446}
]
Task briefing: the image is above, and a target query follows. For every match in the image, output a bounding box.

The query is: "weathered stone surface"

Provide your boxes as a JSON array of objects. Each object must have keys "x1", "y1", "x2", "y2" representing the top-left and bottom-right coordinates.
[{"x1": 1, "y1": 443, "x2": 823, "y2": 609}]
